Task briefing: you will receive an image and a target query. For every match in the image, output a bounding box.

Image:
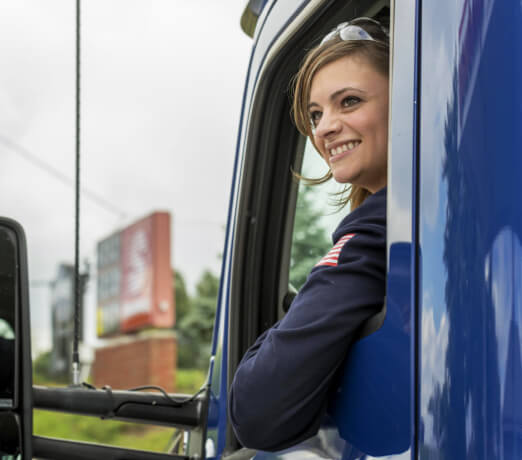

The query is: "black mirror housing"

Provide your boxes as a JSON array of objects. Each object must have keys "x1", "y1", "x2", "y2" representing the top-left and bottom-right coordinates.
[{"x1": 0, "y1": 217, "x2": 33, "y2": 459}]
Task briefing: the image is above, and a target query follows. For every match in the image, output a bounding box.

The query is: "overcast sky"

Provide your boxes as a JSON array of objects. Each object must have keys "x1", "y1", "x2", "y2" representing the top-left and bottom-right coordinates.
[{"x1": 0, "y1": 1, "x2": 252, "y2": 354}]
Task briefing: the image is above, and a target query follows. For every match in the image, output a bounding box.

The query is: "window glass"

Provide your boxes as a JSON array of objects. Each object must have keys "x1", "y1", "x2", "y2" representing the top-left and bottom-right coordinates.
[
  {"x1": 0, "y1": 0, "x2": 250, "y2": 452},
  {"x1": 0, "y1": 0, "x2": 76, "y2": 360},
  {"x1": 289, "y1": 139, "x2": 345, "y2": 290}
]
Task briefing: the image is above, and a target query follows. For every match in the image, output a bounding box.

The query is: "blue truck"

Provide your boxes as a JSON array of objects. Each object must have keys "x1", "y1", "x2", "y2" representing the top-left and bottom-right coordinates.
[{"x1": 0, "y1": 0, "x2": 521, "y2": 458}]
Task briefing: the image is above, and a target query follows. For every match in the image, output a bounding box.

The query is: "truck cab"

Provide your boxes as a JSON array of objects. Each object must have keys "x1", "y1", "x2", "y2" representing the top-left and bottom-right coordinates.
[{"x1": 1, "y1": 0, "x2": 521, "y2": 458}]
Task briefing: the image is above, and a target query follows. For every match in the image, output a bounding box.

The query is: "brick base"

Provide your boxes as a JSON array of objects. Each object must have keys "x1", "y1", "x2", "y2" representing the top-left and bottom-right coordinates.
[{"x1": 92, "y1": 333, "x2": 177, "y2": 392}]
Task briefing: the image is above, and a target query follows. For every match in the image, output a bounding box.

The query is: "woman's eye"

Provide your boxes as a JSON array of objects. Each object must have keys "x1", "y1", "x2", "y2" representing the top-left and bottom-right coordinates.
[
  {"x1": 309, "y1": 111, "x2": 322, "y2": 127},
  {"x1": 341, "y1": 96, "x2": 361, "y2": 108}
]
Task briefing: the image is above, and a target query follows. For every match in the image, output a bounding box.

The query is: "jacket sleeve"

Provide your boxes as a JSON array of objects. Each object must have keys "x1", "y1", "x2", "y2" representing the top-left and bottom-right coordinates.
[{"x1": 228, "y1": 224, "x2": 386, "y2": 451}]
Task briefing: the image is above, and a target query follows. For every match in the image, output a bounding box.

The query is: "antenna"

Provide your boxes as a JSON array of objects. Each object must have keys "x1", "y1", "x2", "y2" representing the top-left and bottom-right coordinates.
[{"x1": 72, "y1": 0, "x2": 82, "y2": 387}]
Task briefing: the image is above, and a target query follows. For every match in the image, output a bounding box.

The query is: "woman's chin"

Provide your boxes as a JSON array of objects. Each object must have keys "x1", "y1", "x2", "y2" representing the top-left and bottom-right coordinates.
[{"x1": 331, "y1": 169, "x2": 357, "y2": 185}]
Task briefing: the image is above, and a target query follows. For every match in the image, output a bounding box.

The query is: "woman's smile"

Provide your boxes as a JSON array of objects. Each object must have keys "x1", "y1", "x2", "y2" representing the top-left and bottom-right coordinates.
[
  {"x1": 309, "y1": 54, "x2": 389, "y2": 193},
  {"x1": 327, "y1": 140, "x2": 362, "y2": 162}
]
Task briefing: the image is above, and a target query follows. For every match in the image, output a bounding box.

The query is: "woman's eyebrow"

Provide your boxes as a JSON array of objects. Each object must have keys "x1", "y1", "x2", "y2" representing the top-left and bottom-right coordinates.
[
  {"x1": 330, "y1": 86, "x2": 366, "y2": 100},
  {"x1": 308, "y1": 86, "x2": 367, "y2": 110}
]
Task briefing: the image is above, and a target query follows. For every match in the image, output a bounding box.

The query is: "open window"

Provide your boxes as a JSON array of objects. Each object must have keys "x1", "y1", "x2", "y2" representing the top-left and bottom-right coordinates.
[{"x1": 227, "y1": 0, "x2": 417, "y2": 457}]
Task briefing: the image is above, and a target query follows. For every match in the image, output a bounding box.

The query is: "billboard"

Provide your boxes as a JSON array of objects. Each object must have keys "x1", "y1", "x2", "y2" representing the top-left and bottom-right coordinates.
[{"x1": 97, "y1": 212, "x2": 174, "y2": 337}]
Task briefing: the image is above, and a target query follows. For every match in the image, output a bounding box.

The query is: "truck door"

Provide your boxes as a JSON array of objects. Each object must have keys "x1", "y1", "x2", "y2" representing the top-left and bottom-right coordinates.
[
  {"x1": 417, "y1": 0, "x2": 522, "y2": 458},
  {"x1": 216, "y1": 0, "x2": 420, "y2": 458}
]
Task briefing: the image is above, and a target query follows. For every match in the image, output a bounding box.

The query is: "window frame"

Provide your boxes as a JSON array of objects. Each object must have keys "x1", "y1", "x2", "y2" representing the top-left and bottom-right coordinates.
[{"x1": 225, "y1": 0, "x2": 395, "y2": 453}]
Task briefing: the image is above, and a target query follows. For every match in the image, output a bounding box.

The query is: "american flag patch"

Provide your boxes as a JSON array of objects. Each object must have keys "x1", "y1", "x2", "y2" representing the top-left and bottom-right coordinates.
[{"x1": 315, "y1": 233, "x2": 356, "y2": 267}]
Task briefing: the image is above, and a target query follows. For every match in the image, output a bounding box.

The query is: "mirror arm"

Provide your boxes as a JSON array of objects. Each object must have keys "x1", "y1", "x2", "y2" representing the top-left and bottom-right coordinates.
[{"x1": 33, "y1": 385, "x2": 205, "y2": 430}]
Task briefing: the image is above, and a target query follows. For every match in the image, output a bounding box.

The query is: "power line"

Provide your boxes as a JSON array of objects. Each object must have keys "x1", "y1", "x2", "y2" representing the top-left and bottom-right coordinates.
[{"x1": 0, "y1": 134, "x2": 127, "y2": 219}]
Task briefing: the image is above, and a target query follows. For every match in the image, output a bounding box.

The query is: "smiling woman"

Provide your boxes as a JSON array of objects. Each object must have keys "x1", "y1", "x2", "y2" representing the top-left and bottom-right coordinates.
[
  {"x1": 292, "y1": 16, "x2": 389, "y2": 209},
  {"x1": 308, "y1": 55, "x2": 388, "y2": 191},
  {"x1": 229, "y1": 16, "x2": 390, "y2": 452}
]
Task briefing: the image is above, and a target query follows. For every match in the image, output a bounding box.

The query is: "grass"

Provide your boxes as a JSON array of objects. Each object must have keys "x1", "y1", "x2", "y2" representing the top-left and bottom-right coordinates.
[
  {"x1": 33, "y1": 368, "x2": 208, "y2": 452},
  {"x1": 33, "y1": 411, "x2": 175, "y2": 452},
  {"x1": 176, "y1": 368, "x2": 207, "y2": 393}
]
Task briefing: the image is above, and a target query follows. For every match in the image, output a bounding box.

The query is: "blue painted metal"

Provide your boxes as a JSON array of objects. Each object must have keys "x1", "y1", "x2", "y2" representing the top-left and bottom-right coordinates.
[
  {"x1": 410, "y1": 0, "x2": 422, "y2": 458},
  {"x1": 329, "y1": 242, "x2": 411, "y2": 457},
  {"x1": 418, "y1": 0, "x2": 522, "y2": 458}
]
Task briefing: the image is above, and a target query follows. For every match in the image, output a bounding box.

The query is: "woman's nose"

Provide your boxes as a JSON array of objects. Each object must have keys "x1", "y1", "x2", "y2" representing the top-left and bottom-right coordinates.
[{"x1": 314, "y1": 111, "x2": 342, "y2": 139}]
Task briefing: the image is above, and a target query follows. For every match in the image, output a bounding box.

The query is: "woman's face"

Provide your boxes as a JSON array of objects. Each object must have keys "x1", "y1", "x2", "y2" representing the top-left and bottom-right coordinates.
[{"x1": 308, "y1": 54, "x2": 389, "y2": 193}]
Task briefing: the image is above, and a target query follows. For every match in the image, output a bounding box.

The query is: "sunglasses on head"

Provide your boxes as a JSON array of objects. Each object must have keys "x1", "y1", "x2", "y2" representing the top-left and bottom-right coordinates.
[{"x1": 320, "y1": 17, "x2": 389, "y2": 46}]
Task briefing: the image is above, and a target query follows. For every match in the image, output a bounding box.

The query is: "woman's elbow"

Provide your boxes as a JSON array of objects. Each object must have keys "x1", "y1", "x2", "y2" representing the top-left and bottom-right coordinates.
[
  {"x1": 228, "y1": 386, "x2": 291, "y2": 450},
  {"x1": 228, "y1": 384, "x2": 321, "y2": 451},
  {"x1": 228, "y1": 386, "x2": 276, "y2": 450}
]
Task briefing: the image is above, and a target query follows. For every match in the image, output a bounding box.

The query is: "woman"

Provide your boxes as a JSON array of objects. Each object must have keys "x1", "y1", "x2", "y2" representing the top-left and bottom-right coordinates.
[{"x1": 229, "y1": 17, "x2": 389, "y2": 452}]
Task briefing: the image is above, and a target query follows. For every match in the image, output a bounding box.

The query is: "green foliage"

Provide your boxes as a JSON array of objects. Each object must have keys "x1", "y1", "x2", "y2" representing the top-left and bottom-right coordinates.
[
  {"x1": 32, "y1": 368, "x2": 205, "y2": 452},
  {"x1": 33, "y1": 350, "x2": 53, "y2": 383},
  {"x1": 174, "y1": 269, "x2": 219, "y2": 370},
  {"x1": 174, "y1": 270, "x2": 191, "y2": 324},
  {"x1": 33, "y1": 350, "x2": 68, "y2": 385},
  {"x1": 176, "y1": 336, "x2": 199, "y2": 370},
  {"x1": 33, "y1": 410, "x2": 174, "y2": 452},
  {"x1": 289, "y1": 185, "x2": 332, "y2": 289},
  {"x1": 194, "y1": 270, "x2": 219, "y2": 299},
  {"x1": 176, "y1": 368, "x2": 207, "y2": 394}
]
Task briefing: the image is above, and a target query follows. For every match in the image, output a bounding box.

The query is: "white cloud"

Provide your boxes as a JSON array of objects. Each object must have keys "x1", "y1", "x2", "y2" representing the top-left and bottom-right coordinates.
[
  {"x1": 420, "y1": 294, "x2": 449, "y2": 446},
  {"x1": 488, "y1": 226, "x2": 522, "y2": 405},
  {"x1": 420, "y1": 35, "x2": 454, "y2": 230}
]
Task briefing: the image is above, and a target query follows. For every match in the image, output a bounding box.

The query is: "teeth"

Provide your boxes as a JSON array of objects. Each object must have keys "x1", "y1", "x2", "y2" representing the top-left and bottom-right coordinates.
[{"x1": 329, "y1": 141, "x2": 359, "y2": 156}]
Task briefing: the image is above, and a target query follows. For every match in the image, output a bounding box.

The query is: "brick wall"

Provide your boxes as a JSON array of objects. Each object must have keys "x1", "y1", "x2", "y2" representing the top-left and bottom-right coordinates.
[{"x1": 92, "y1": 334, "x2": 177, "y2": 392}]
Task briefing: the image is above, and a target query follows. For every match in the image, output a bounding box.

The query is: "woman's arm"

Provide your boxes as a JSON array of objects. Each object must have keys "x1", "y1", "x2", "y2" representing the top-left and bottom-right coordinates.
[{"x1": 228, "y1": 221, "x2": 386, "y2": 451}]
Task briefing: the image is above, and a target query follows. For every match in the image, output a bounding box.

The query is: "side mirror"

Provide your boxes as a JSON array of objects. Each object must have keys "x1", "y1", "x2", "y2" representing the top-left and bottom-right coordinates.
[{"x1": 0, "y1": 217, "x2": 33, "y2": 459}]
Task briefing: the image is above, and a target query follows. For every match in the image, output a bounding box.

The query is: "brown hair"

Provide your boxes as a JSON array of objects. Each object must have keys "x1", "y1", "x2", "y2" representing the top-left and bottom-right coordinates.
[{"x1": 291, "y1": 20, "x2": 389, "y2": 210}]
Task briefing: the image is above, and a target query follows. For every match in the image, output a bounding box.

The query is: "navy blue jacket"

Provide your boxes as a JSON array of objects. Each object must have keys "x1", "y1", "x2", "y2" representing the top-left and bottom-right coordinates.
[{"x1": 229, "y1": 187, "x2": 386, "y2": 451}]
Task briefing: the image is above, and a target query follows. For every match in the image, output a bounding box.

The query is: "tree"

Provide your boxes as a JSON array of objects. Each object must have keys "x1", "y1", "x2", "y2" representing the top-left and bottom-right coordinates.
[
  {"x1": 33, "y1": 350, "x2": 68, "y2": 384},
  {"x1": 175, "y1": 269, "x2": 219, "y2": 369},
  {"x1": 173, "y1": 270, "x2": 190, "y2": 325},
  {"x1": 289, "y1": 185, "x2": 332, "y2": 290}
]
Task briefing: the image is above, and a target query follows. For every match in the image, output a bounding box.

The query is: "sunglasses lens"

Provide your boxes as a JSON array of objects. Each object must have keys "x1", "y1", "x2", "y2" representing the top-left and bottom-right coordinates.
[
  {"x1": 320, "y1": 18, "x2": 388, "y2": 45},
  {"x1": 339, "y1": 25, "x2": 373, "y2": 41}
]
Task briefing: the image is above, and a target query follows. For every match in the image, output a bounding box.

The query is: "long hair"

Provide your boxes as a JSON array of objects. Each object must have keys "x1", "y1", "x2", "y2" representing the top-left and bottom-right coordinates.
[{"x1": 291, "y1": 20, "x2": 389, "y2": 211}]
